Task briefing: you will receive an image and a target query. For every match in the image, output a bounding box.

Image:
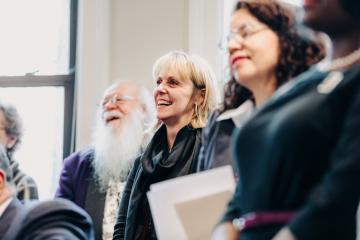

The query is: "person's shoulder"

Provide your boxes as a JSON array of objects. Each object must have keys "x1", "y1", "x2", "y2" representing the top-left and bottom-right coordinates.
[
  {"x1": 17, "y1": 199, "x2": 94, "y2": 239},
  {"x1": 26, "y1": 198, "x2": 89, "y2": 216},
  {"x1": 63, "y1": 148, "x2": 94, "y2": 167},
  {"x1": 206, "y1": 109, "x2": 222, "y2": 125},
  {"x1": 203, "y1": 109, "x2": 222, "y2": 130},
  {"x1": 3, "y1": 198, "x2": 23, "y2": 217}
]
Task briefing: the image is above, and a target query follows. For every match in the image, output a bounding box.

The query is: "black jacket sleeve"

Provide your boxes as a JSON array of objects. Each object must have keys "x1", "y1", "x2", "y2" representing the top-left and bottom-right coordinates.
[{"x1": 113, "y1": 156, "x2": 141, "y2": 240}]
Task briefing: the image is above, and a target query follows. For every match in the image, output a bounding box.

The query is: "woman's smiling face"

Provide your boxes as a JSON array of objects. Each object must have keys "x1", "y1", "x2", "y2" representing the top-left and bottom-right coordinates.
[
  {"x1": 228, "y1": 9, "x2": 280, "y2": 92},
  {"x1": 153, "y1": 65, "x2": 196, "y2": 127}
]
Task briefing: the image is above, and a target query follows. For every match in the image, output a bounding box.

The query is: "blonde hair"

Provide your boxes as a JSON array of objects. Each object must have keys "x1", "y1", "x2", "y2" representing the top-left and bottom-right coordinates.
[{"x1": 152, "y1": 51, "x2": 219, "y2": 128}]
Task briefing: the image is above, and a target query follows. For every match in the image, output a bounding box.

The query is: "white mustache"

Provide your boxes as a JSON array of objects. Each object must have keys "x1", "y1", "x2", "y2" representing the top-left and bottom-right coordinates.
[{"x1": 103, "y1": 110, "x2": 124, "y2": 121}]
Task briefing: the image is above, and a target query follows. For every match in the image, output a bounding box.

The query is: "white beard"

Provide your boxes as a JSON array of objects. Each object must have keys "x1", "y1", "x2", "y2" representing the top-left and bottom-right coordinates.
[{"x1": 91, "y1": 108, "x2": 145, "y2": 191}]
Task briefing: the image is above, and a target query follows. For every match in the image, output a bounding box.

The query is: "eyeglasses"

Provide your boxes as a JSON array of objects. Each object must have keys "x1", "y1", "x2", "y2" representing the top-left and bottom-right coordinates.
[
  {"x1": 218, "y1": 23, "x2": 269, "y2": 51},
  {"x1": 100, "y1": 94, "x2": 136, "y2": 107}
]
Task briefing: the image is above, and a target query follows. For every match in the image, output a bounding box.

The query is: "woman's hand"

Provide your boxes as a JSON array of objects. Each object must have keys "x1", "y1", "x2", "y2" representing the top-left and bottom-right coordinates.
[
  {"x1": 272, "y1": 227, "x2": 296, "y2": 240},
  {"x1": 212, "y1": 222, "x2": 239, "y2": 240}
]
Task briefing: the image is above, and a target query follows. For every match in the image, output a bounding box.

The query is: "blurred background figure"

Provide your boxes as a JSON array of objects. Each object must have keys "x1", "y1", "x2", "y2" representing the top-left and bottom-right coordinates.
[
  {"x1": 55, "y1": 81, "x2": 155, "y2": 240},
  {"x1": 0, "y1": 100, "x2": 38, "y2": 201},
  {"x1": 197, "y1": 0, "x2": 324, "y2": 173},
  {"x1": 0, "y1": 144, "x2": 94, "y2": 240},
  {"x1": 213, "y1": 0, "x2": 360, "y2": 239},
  {"x1": 113, "y1": 51, "x2": 219, "y2": 240}
]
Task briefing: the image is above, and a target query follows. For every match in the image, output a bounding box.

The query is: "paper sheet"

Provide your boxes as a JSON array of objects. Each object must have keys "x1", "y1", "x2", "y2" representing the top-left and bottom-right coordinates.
[{"x1": 147, "y1": 166, "x2": 236, "y2": 240}]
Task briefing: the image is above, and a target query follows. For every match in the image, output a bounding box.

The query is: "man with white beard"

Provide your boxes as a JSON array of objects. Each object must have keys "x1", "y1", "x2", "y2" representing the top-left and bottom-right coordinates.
[{"x1": 55, "y1": 82, "x2": 155, "y2": 240}]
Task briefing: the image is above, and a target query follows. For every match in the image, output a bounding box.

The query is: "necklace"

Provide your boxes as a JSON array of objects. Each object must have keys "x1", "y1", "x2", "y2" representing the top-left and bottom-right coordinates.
[{"x1": 318, "y1": 47, "x2": 360, "y2": 72}]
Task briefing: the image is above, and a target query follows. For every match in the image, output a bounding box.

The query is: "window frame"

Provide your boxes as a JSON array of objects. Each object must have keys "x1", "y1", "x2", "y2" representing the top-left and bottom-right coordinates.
[{"x1": 0, "y1": 0, "x2": 78, "y2": 159}]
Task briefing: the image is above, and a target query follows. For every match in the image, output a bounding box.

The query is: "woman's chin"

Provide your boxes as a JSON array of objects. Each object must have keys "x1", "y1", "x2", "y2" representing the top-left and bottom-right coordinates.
[
  {"x1": 157, "y1": 115, "x2": 170, "y2": 124},
  {"x1": 234, "y1": 73, "x2": 253, "y2": 89}
]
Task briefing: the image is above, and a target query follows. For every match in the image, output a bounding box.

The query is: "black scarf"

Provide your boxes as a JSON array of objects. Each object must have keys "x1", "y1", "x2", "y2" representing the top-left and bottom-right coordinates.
[{"x1": 127, "y1": 124, "x2": 202, "y2": 240}]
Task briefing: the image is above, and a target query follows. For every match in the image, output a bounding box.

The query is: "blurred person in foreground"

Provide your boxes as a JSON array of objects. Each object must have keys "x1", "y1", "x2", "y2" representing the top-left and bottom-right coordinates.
[
  {"x1": 0, "y1": 100, "x2": 38, "y2": 200},
  {"x1": 213, "y1": 0, "x2": 360, "y2": 239},
  {"x1": 55, "y1": 81, "x2": 155, "y2": 240},
  {"x1": 197, "y1": 0, "x2": 324, "y2": 173},
  {"x1": 0, "y1": 144, "x2": 94, "y2": 240}
]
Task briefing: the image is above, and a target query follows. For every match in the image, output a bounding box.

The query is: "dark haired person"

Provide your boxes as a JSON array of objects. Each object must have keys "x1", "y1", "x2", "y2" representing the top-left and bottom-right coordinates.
[
  {"x1": 213, "y1": 0, "x2": 360, "y2": 239},
  {"x1": 197, "y1": 0, "x2": 324, "y2": 172},
  {"x1": 0, "y1": 145, "x2": 94, "y2": 240},
  {"x1": 0, "y1": 100, "x2": 38, "y2": 200}
]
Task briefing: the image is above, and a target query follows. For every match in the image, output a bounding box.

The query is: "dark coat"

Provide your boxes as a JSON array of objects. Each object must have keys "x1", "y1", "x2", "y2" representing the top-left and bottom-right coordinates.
[
  {"x1": 0, "y1": 197, "x2": 22, "y2": 238},
  {"x1": 55, "y1": 148, "x2": 106, "y2": 240},
  {"x1": 222, "y1": 68, "x2": 360, "y2": 240},
  {"x1": 0, "y1": 198, "x2": 94, "y2": 240},
  {"x1": 55, "y1": 148, "x2": 95, "y2": 208},
  {"x1": 113, "y1": 125, "x2": 202, "y2": 240},
  {"x1": 197, "y1": 110, "x2": 237, "y2": 171},
  {"x1": 197, "y1": 100, "x2": 253, "y2": 174}
]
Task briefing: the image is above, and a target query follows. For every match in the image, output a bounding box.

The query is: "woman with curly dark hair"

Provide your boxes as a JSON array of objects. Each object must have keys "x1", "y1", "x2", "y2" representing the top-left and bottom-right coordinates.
[{"x1": 197, "y1": 0, "x2": 324, "y2": 172}]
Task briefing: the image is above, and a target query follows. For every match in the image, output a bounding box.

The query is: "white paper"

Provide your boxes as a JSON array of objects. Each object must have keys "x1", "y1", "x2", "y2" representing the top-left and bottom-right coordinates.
[{"x1": 147, "y1": 166, "x2": 236, "y2": 240}]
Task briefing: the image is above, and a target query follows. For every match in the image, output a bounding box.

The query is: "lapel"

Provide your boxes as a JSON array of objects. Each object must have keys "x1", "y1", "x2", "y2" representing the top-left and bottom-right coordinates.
[{"x1": 0, "y1": 198, "x2": 23, "y2": 238}]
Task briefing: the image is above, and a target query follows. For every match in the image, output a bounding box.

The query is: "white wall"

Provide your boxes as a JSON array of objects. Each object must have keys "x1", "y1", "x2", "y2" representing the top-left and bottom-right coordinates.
[
  {"x1": 75, "y1": 0, "x2": 223, "y2": 149},
  {"x1": 75, "y1": 0, "x2": 112, "y2": 149},
  {"x1": 110, "y1": 0, "x2": 189, "y2": 91}
]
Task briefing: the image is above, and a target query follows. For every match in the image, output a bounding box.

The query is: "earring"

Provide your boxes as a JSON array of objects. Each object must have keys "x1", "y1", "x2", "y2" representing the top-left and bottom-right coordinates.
[{"x1": 194, "y1": 103, "x2": 199, "y2": 117}]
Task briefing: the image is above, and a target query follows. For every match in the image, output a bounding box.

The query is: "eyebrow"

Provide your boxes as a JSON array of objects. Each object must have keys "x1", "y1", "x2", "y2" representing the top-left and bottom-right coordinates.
[
  {"x1": 231, "y1": 22, "x2": 256, "y2": 31},
  {"x1": 102, "y1": 94, "x2": 134, "y2": 103},
  {"x1": 157, "y1": 75, "x2": 178, "y2": 80}
]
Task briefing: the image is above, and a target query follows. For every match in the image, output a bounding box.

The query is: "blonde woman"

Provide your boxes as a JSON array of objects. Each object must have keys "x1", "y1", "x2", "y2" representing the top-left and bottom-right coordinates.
[{"x1": 113, "y1": 51, "x2": 219, "y2": 240}]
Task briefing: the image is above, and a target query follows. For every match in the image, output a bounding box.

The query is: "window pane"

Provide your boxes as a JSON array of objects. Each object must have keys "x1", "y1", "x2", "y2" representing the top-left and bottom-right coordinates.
[
  {"x1": 0, "y1": 87, "x2": 64, "y2": 199},
  {"x1": 0, "y1": 0, "x2": 70, "y2": 76}
]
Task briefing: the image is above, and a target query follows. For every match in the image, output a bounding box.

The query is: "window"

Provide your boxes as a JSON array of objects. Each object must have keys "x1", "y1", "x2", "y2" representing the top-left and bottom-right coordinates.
[{"x1": 0, "y1": 0, "x2": 77, "y2": 199}]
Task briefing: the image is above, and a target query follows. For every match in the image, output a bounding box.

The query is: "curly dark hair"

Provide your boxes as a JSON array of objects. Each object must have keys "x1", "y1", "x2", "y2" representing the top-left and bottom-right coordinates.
[{"x1": 222, "y1": 0, "x2": 325, "y2": 111}]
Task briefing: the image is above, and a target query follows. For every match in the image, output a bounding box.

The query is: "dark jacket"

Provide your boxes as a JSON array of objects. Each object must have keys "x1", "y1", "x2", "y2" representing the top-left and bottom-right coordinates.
[
  {"x1": 197, "y1": 101, "x2": 253, "y2": 173},
  {"x1": 55, "y1": 148, "x2": 106, "y2": 240},
  {"x1": 222, "y1": 68, "x2": 360, "y2": 240},
  {"x1": 1, "y1": 198, "x2": 94, "y2": 240},
  {"x1": 113, "y1": 124, "x2": 202, "y2": 240},
  {"x1": 0, "y1": 198, "x2": 22, "y2": 238},
  {"x1": 55, "y1": 148, "x2": 96, "y2": 208},
  {"x1": 197, "y1": 110, "x2": 236, "y2": 171}
]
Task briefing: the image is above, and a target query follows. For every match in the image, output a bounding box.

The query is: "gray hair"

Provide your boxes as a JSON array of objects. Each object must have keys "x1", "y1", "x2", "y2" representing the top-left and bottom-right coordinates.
[
  {"x1": 0, "y1": 100, "x2": 23, "y2": 157},
  {"x1": 104, "y1": 81, "x2": 156, "y2": 129},
  {"x1": 0, "y1": 144, "x2": 13, "y2": 182}
]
